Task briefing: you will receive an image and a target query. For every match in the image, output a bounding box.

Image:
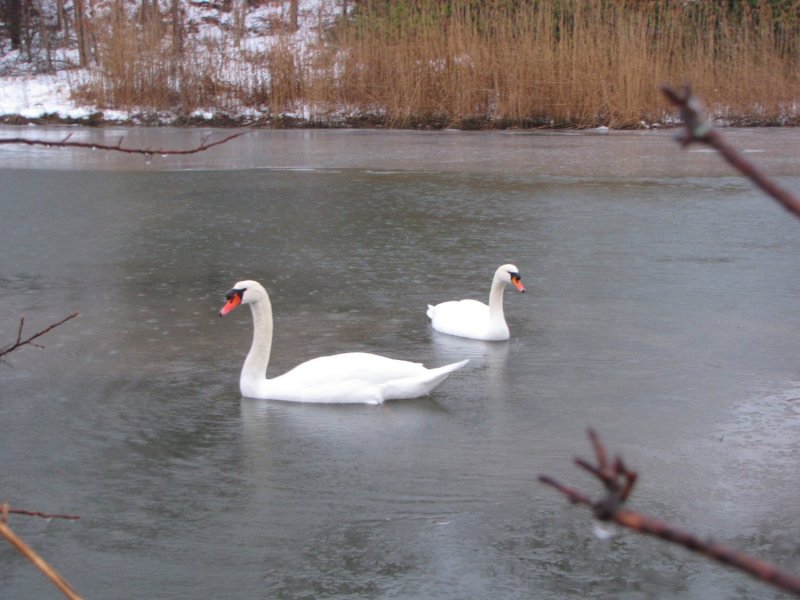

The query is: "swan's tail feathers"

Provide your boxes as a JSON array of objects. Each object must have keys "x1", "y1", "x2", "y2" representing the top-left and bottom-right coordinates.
[
  {"x1": 426, "y1": 304, "x2": 435, "y2": 320},
  {"x1": 419, "y1": 359, "x2": 469, "y2": 394},
  {"x1": 380, "y1": 359, "x2": 468, "y2": 401},
  {"x1": 434, "y1": 359, "x2": 469, "y2": 376}
]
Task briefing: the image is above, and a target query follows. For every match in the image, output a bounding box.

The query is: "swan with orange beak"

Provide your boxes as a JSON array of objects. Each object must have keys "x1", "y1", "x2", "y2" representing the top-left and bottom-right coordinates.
[
  {"x1": 220, "y1": 280, "x2": 468, "y2": 404},
  {"x1": 426, "y1": 264, "x2": 525, "y2": 341}
]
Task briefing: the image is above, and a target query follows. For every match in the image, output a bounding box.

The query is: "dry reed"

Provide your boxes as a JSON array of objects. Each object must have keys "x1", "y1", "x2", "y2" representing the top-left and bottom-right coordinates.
[{"x1": 71, "y1": 0, "x2": 800, "y2": 128}]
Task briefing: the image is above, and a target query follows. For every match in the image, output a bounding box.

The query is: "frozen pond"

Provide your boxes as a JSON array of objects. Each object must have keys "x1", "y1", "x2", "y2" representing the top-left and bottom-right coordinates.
[{"x1": 1, "y1": 126, "x2": 799, "y2": 599}]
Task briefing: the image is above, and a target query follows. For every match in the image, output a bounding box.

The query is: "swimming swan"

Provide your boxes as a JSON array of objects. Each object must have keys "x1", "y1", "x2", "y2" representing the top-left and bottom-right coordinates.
[
  {"x1": 426, "y1": 264, "x2": 525, "y2": 341},
  {"x1": 220, "y1": 280, "x2": 468, "y2": 404}
]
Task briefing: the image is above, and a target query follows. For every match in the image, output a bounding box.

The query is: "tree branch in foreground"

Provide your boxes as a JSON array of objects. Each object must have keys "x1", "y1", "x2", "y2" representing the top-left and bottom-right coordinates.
[
  {"x1": 1, "y1": 504, "x2": 82, "y2": 600},
  {"x1": 539, "y1": 429, "x2": 800, "y2": 597},
  {"x1": 0, "y1": 312, "x2": 79, "y2": 362},
  {"x1": 6, "y1": 508, "x2": 80, "y2": 520},
  {"x1": 661, "y1": 84, "x2": 800, "y2": 220},
  {"x1": 0, "y1": 131, "x2": 247, "y2": 156}
]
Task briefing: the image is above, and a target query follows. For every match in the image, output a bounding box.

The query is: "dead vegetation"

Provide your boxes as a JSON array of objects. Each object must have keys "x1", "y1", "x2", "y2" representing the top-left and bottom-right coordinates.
[{"x1": 14, "y1": 0, "x2": 798, "y2": 128}]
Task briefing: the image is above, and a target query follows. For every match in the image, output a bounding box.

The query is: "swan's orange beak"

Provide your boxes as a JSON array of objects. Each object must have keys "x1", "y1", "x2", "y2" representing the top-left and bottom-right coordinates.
[
  {"x1": 219, "y1": 294, "x2": 242, "y2": 316},
  {"x1": 512, "y1": 276, "x2": 526, "y2": 293}
]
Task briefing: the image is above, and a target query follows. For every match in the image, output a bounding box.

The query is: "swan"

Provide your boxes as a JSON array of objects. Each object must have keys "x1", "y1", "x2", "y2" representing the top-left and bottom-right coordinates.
[
  {"x1": 219, "y1": 280, "x2": 468, "y2": 404},
  {"x1": 426, "y1": 264, "x2": 525, "y2": 341}
]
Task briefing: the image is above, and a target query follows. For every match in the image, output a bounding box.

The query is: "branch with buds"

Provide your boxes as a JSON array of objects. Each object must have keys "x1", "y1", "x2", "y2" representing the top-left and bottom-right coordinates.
[
  {"x1": 661, "y1": 84, "x2": 800, "y2": 220},
  {"x1": 539, "y1": 429, "x2": 800, "y2": 597}
]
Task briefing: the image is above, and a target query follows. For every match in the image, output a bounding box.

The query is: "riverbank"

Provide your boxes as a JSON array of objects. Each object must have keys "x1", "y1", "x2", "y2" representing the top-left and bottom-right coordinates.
[
  {"x1": 2, "y1": 98, "x2": 795, "y2": 131},
  {"x1": 2, "y1": 0, "x2": 799, "y2": 130}
]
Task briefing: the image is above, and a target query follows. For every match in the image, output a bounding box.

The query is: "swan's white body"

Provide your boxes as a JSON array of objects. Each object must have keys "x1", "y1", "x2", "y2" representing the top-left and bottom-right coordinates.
[
  {"x1": 221, "y1": 280, "x2": 468, "y2": 404},
  {"x1": 426, "y1": 264, "x2": 525, "y2": 341}
]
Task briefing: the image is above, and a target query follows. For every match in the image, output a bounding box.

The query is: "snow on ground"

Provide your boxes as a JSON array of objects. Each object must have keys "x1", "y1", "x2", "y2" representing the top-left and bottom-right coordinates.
[
  {"x1": 0, "y1": 70, "x2": 90, "y2": 120},
  {"x1": 0, "y1": 0, "x2": 337, "y2": 123}
]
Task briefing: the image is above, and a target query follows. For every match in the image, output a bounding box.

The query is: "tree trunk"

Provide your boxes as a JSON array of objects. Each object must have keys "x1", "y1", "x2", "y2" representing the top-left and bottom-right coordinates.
[
  {"x1": 56, "y1": 0, "x2": 69, "y2": 42},
  {"x1": 170, "y1": 0, "x2": 183, "y2": 56},
  {"x1": 6, "y1": 0, "x2": 22, "y2": 49},
  {"x1": 74, "y1": 0, "x2": 90, "y2": 66},
  {"x1": 232, "y1": 0, "x2": 245, "y2": 48},
  {"x1": 33, "y1": 0, "x2": 53, "y2": 70},
  {"x1": 288, "y1": 0, "x2": 298, "y2": 32}
]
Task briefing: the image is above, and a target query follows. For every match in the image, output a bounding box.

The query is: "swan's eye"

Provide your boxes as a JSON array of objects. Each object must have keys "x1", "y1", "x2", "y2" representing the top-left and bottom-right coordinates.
[
  {"x1": 226, "y1": 288, "x2": 246, "y2": 301},
  {"x1": 510, "y1": 272, "x2": 520, "y2": 281}
]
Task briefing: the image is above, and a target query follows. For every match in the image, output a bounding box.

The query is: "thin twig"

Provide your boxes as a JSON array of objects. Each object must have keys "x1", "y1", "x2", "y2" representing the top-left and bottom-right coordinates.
[
  {"x1": 0, "y1": 312, "x2": 79, "y2": 360},
  {"x1": 661, "y1": 84, "x2": 800, "y2": 220},
  {"x1": 539, "y1": 429, "x2": 800, "y2": 597},
  {"x1": 7, "y1": 509, "x2": 80, "y2": 520},
  {"x1": 0, "y1": 517, "x2": 82, "y2": 600},
  {"x1": 0, "y1": 131, "x2": 247, "y2": 156}
]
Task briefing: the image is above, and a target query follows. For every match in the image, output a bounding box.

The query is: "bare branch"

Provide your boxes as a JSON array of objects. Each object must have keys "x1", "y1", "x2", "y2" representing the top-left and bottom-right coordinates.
[
  {"x1": 661, "y1": 84, "x2": 800, "y2": 220},
  {"x1": 539, "y1": 429, "x2": 800, "y2": 597},
  {"x1": 588, "y1": 427, "x2": 607, "y2": 469},
  {"x1": 0, "y1": 510, "x2": 82, "y2": 600},
  {"x1": 6, "y1": 508, "x2": 80, "y2": 520},
  {"x1": 0, "y1": 131, "x2": 247, "y2": 156},
  {"x1": 16, "y1": 315, "x2": 25, "y2": 345},
  {"x1": 537, "y1": 476, "x2": 592, "y2": 506},
  {"x1": 0, "y1": 312, "x2": 79, "y2": 361}
]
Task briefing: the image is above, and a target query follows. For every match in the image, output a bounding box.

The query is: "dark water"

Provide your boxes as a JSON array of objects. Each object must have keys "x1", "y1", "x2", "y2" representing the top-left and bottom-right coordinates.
[{"x1": 1, "y1": 127, "x2": 799, "y2": 599}]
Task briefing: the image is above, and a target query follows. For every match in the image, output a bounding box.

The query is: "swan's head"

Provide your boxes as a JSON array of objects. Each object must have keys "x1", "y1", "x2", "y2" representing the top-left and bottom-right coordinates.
[
  {"x1": 497, "y1": 264, "x2": 526, "y2": 293},
  {"x1": 219, "y1": 280, "x2": 266, "y2": 316}
]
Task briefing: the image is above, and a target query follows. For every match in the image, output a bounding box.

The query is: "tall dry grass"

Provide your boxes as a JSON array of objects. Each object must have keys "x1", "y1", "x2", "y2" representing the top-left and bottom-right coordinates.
[
  {"x1": 72, "y1": 0, "x2": 800, "y2": 128},
  {"x1": 328, "y1": 0, "x2": 800, "y2": 127}
]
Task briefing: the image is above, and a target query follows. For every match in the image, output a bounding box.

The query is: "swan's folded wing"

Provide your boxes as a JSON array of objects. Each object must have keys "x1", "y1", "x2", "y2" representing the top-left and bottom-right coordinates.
[
  {"x1": 379, "y1": 358, "x2": 469, "y2": 400},
  {"x1": 429, "y1": 300, "x2": 491, "y2": 337},
  {"x1": 277, "y1": 353, "x2": 425, "y2": 384},
  {"x1": 289, "y1": 379, "x2": 385, "y2": 404},
  {"x1": 270, "y1": 354, "x2": 467, "y2": 403}
]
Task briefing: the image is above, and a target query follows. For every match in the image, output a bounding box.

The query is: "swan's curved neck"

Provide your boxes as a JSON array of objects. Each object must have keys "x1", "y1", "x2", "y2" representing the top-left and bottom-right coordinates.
[
  {"x1": 488, "y1": 275, "x2": 506, "y2": 322},
  {"x1": 242, "y1": 296, "x2": 273, "y2": 388}
]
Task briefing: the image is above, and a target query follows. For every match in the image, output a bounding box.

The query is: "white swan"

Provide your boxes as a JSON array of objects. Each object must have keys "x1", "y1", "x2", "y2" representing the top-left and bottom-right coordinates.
[
  {"x1": 426, "y1": 264, "x2": 526, "y2": 341},
  {"x1": 219, "y1": 280, "x2": 468, "y2": 404}
]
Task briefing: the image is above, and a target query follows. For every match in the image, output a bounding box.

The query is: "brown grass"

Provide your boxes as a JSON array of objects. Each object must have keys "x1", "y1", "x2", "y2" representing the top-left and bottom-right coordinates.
[{"x1": 72, "y1": 0, "x2": 800, "y2": 128}]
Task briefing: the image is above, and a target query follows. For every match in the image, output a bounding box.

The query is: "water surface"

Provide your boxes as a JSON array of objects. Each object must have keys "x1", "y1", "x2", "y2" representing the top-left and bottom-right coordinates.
[{"x1": 1, "y1": 127, "x2": 799, "y2": 599}]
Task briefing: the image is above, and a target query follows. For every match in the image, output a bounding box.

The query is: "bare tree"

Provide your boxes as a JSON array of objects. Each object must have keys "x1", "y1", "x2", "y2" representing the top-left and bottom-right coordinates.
[
  {"x1": 4, "y1": 0, "x2": 23, "y2": 49},
  {"x1": 170, "y1": 0, "x2": 183, "y2": 56},
  {"x1": 232, "y1": 0, "x2": 246, "y2": 48},
  {"x1": 56, "y1": 0, "x2": 69, "y2": 41},
  {"x1": 288, "y1": 0, "x2": 299, "y2": 32},
  {"x1": 73, "y1": 0, "x2": 87, "y2": 66}
]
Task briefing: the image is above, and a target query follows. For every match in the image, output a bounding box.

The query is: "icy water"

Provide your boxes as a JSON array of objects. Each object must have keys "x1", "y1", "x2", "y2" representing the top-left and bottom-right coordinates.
[{"x1": 1, "y1": 126, "x2": 799, "y2": 599}]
